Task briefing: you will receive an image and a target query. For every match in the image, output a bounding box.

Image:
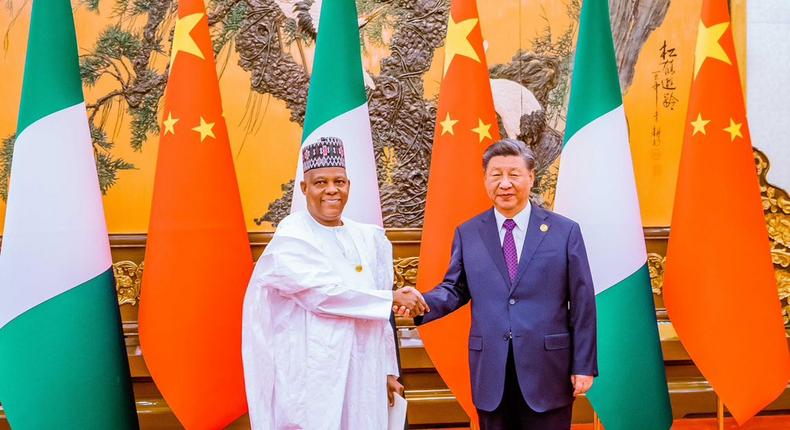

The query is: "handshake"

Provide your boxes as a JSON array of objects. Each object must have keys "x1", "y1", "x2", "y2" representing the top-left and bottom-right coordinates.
[{"x1": 392, "y1": 287, "x2": 430, "y2": 317}]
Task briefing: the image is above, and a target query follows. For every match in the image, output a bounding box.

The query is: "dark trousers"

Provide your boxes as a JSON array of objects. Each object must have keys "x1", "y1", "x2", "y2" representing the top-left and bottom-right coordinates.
[{"x1": 477, "y1": 343, "x2": 573, "y2": 430}]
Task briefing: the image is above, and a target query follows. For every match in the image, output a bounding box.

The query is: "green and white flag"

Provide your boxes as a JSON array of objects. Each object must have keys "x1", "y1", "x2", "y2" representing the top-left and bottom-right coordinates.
[
  {"x1": 290, "y1": 0, "x2": 382, "y2": 226},
  {"x1": 553, "y1": 0, "x2": 672, "y2": 429},
  {"x1": 0, "y1": 1, "x2": 138, "y2": 428}
]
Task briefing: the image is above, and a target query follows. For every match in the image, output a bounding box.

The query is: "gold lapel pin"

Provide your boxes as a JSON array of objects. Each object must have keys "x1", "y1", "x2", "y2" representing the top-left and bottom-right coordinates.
[{"x1": 540, "y1": 223, "x2": 549, "y2": 232}]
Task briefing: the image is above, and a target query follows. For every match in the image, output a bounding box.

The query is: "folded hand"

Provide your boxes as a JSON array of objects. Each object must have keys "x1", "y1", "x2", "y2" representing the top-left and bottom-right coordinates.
[
  {"x1": 387, "y1": 375, "x2": 404, "y2": 407},
  {"x1": 571, "y1": 374, "x2": 594, "y2": 397}
]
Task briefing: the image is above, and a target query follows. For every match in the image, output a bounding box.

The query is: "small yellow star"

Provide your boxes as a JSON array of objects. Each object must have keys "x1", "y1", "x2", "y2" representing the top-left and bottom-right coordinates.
[
  {"x1": 471, "y1": 119, "x2": 492, "y2": 143},
  {"x1": 443, "y1": 16, "x2": 481, "y2": 76},
  {"x1": 723, "y1": 118, "x2": 743, "y2": 141},
  {"x1": 439, "y1": 112, "x2": 459, "y2": 136},
  {"x1": 694, "y1": 20, "x2": 731, "y2": 79},
  {"x1": 192, "y1": 117, "x2": 215, "y2": 142},
  {"x1": 163, "y1": 112, "x2": 179, "y2": 135},
  {"x1": 690, "y1": 113, "x2": 710, "y2": 136},
  {"x1": 170, "y1": 13, "x2": 206, "y2": 69}
]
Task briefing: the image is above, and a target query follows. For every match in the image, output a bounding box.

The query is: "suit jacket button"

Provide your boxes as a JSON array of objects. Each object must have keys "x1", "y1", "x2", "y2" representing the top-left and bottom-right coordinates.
[{"x1": 509, "y1": 298, "x2": 516, "y2": 305}]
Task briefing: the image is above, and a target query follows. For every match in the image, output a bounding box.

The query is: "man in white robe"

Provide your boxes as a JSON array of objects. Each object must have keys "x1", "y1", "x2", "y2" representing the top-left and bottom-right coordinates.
[{"x1": 242, "y1": 137, "x2": 427, "y2": 430}]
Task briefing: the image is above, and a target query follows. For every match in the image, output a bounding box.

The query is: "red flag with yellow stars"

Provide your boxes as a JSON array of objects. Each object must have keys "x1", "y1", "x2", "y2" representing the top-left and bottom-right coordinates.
[
  {"x1": 663, "y1": 0, "x2": 790, "y2": 424},
  {"x1": 416, "y1": 0, "x2": 499, "y2": 422},
  {"x1": 139, "y1": 1, "x2": 252, "y2": 428}
]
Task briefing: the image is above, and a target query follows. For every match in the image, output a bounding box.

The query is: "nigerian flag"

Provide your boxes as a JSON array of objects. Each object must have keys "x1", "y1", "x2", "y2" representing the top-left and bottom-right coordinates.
[
  {"x1": 290, "y1": 0, "x2": 382, "y2": 225},
  {"x1": 553, "y1": 0, "x2": 672, "y2": 429},
  {"x1": 0, "y1": 1, "x2": 138, "y2": 428}
]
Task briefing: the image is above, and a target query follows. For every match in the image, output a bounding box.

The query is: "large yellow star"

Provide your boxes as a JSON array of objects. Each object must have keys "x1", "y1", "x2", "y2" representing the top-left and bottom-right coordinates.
[
  {"x1": 169, "y1": 13, "x2": 206, "y2": 69},
  {"x1": 723, "y1": 118, "x2": 743, "y2": 141},
  {"x1": 694, "y1": 20, "x2": 731, "y2": 79},
  {"x1": 443, "y1": 17, "x2": 481, "y2": 76},
  {"x1": 471, "y1": 118, "x2": 492, "y2": 143},
  {"x1": 439, "y1": 112, "x2": 458, "y2": 136},
  {"x1": 192, "y1": 117, "x2": 215, "y2": 142},
  {"x1": 690, "y1": 113, "x2": 710, "y2": 136},
  {"x1": 163, "y1": 111, "x2": 179, "y2": 135}
]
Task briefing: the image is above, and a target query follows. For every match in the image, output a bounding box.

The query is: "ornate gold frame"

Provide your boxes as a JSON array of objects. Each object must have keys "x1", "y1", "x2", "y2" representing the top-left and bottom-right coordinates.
[{"x1": 756, "y1": 149, "x2": 790, "y2": 325}]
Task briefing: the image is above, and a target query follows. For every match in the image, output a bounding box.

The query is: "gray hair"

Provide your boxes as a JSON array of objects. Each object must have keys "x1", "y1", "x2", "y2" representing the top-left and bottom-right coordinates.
[{"x1": 482, "y1": 138, "x2": 536, "y2": 171}]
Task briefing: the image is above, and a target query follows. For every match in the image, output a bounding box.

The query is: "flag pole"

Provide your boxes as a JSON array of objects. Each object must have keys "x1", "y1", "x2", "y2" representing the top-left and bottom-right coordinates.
[
  {"x1": 593, "y1": 410, "x2": 602, "y2": 430},
  {"x1": 716, "y1": 394, "x2": 725, "y2": 430}
]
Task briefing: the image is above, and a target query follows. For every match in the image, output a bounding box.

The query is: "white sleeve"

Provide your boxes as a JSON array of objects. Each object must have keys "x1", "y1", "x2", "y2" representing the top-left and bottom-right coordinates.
[
  {"x1": 252, "y1": 235, "x2": 393, "y2": 321},
  {"x1": 384, "y1": 320, "x2": 400, "y2": 377},
  {"x1": 375, "y1": 229, "x2": 400, "y2": 377}
]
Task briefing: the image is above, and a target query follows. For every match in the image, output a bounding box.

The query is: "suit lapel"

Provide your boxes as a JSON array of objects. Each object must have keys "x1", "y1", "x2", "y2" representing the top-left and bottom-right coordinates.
[
  {"x1": 478, "y1": 209, "x2": 511, "y2": 287},
  {"x1": 511, "y1": 205, "x2": 550, "y2": 292}
]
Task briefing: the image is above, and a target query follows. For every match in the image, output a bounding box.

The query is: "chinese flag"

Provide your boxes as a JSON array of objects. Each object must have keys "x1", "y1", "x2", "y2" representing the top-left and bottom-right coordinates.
[
  {"x1": 138, "y1": 1, "x2": 253, "y2": 428},
  {"x1": 663, "y1": 0, "x2": 790, "y2": 424},
  {"x1": 416, "y1": 0, "x2": 499, "y2": 423}
]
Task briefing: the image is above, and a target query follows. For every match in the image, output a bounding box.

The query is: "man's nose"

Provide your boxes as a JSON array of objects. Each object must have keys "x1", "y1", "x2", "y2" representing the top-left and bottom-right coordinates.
[
  {"x1": 499, "y1": 178, "x2": 513, "y2": 189},
  {"x1": 326, "y1": 183, "x2": 338, "y2": 193}
]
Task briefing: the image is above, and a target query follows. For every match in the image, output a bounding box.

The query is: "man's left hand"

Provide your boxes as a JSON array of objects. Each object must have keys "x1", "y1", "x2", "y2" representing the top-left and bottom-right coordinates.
[
  {"x1": 387, "y1": 375, "x2": 405, "y2": 407},
  {"x1": 571, "y1": 375, "x2": 594, "y2": 397}
]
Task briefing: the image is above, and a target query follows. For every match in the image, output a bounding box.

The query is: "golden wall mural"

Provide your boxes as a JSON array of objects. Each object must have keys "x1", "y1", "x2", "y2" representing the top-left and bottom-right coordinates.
[{"x1": 0, "y1": 0, "x2": 750, "y2": 234}]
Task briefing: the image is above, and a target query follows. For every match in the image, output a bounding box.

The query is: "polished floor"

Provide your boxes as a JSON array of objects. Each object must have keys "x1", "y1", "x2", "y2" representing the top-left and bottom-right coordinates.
[
  {"x1": 430, "y1": 415, "x2": 790, "y2": 430},
  {"x1": 573, "y1": 416, "x2": 790, "y2": 429}
]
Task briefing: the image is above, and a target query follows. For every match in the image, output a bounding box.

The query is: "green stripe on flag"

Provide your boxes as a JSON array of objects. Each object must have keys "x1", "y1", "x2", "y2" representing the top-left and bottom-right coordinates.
[
  {"x1": 557, "y1": 1, "x2": 671, "y2": 428},
  {"x1": 16, "y1": 0, "x2": 84, "y2": 135},
  {"x1": 0, "y1": 269, "x2": 138, "y2": 429},
  {"x1": 587, "y1": 265, "x2": 672, "y2": 430},
  {"x1": 302, "y1": 0, "x2": 367, "y2": 140},
  {"x1": 564, "y1": 0, "x2": 622, "y2": 145}
]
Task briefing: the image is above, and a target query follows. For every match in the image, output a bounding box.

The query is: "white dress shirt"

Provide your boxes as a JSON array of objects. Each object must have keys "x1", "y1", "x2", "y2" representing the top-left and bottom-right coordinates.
[
  {"x1": 313, "y1": 221, "x2": 363, "y2": 269},
  {"x1": 494, "y1": 202, "x2": 531, "y2": 263}
]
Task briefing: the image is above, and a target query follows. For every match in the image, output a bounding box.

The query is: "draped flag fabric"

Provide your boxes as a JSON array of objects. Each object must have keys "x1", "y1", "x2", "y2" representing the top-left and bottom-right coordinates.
[
  {"x1": 290, "y1": 0, "x2": 382, "y2": 226},
  {"x1": 0, "y1": 1, "x2": 138, "y2": 428},
  {"x1": 553, "y1": 0, "x2": 673, "y2": 429},
  {"x1": 663, "y1": 0, "x2": 790, "y2": 424},
  {"x1": 416, "y1": 0, "x2": 500, "y2": 422},
  {"x1": 138, "y1": 0, "x2": 253, "y2": 428}
]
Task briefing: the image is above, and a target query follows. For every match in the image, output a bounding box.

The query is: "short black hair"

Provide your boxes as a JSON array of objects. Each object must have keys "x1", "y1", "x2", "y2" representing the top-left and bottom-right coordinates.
[{"x1": 482, "y1": 138, "x2": 536, "y2": 171}]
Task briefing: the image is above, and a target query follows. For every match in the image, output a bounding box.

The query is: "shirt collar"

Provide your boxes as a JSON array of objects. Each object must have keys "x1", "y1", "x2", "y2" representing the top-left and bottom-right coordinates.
[{"x1": 494, "y1": 201, "x2": 532, "y2": 232}]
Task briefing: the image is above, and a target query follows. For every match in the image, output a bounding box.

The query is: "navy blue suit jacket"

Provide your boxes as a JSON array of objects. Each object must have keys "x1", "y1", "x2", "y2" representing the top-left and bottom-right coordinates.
[{"x1": 418, "y1": 205, "x2": 597, "y2": 412}]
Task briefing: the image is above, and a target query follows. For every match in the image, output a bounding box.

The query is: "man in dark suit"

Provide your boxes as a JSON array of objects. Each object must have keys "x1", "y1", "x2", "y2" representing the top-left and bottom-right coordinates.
[{"x1": 414, "y1": 138, "x2": 597, "y2": 429}]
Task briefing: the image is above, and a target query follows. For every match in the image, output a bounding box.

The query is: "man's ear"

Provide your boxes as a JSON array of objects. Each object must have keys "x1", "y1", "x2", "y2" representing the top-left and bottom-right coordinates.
[{"x1": 300, "y1": 180, "x2": 307, "y2": 195}]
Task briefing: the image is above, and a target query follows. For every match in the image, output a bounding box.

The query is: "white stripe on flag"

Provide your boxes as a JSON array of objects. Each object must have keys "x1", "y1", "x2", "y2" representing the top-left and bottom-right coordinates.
[
  {"x1": 554, "y1": 105, "x2": 646, "y2": 294},
  {"x1": 0, "y1": 103, "x2": 111, "y2": 328}
]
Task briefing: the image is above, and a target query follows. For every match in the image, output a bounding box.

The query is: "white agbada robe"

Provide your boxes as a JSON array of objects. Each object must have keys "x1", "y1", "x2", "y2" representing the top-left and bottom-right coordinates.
[{"x1": 242, "y1": 210, "x2": 398, "y2": 430}]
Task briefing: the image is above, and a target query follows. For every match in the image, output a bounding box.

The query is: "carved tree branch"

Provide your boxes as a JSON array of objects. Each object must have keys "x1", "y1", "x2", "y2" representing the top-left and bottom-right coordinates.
[{"x1": 610, "y1": 0, "x2": 671, "y2": 92}]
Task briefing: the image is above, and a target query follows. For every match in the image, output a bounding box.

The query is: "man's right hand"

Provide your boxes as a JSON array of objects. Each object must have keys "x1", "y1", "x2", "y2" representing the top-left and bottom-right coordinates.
[{"x1": 393, "y1": 287, "x2": 429, "y2": 317}]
